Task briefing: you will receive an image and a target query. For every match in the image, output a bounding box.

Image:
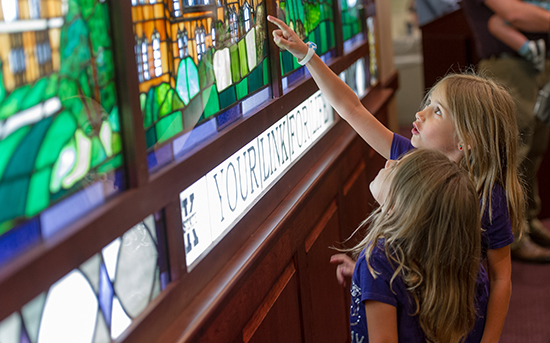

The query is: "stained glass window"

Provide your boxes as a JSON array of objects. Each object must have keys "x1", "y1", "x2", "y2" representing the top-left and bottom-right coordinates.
[
  {"x1": 341, "y1": 0, "x2": 364, "y2": 50},
  {"x1": 0, "y1": 214, "x2": 170, "y2": 342},
  {"x1": 276, "y1": 0, "x2": 336, "y2": 82},
  {"x1": 131, "y1": 0, "x2": 271, "y2": 173},
  {"x1": 0, "y1": 0, "x2": 125, "y2": 265},
  {"x1": 367, "y1": 16, "x2": 378, "y2": 85},
  {"x1": 173, "y1": 0, "x2": 182, "y2": 17}
]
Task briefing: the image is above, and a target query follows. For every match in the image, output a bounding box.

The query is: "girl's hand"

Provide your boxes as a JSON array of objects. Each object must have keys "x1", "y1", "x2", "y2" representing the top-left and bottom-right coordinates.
[
  {"x1": 267, "y1": 15, "x2": 309, "y2": 60},
  {"x1": 330, "y1": 253, "x2": 356, "y2": 287}
]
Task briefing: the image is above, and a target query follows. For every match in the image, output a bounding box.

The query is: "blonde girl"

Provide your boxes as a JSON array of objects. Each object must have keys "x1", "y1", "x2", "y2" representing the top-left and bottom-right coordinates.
[
  {"x1": 268, "y1": 15, "x2": 524, "y2": 342},
  {"x1": 349, "y1": 149, "x2": 481, "y2": 342}
]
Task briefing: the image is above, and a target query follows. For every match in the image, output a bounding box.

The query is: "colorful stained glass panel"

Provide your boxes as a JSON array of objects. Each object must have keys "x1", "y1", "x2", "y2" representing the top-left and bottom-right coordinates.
[
  {"x1": 131, "y1": 0, "x2": 272, "y2": 172},
  {"x1": 0, "y1": 0, "x2": 126, "y2": 260}
]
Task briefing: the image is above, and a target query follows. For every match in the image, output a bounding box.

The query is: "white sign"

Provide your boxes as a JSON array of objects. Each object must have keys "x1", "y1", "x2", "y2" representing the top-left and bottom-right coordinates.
[{"x1": 179, "y1": 90, "x2": 334, "y2": 267}]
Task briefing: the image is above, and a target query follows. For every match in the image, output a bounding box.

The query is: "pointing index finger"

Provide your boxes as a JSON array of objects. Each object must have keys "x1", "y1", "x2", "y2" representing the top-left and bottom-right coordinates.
[{"x1": 267, "y1": 15, "x2": 289, "y2": 31}]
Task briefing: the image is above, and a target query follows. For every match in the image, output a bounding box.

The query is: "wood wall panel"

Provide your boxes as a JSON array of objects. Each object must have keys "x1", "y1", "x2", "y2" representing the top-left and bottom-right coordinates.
[
  {"x1": 244, "y1": 263, "x2": 303, "y2": 343},
  {"x1": 303, "y1": 201, "x2": 349, "y2": 343}
]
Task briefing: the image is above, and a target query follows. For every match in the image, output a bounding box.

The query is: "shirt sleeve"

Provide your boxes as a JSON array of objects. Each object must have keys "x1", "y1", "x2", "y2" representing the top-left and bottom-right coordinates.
[
  {"x1": 481, "y1": 184, "x2": 515, "y2": 250},
  {"x1": 390, "y1": 133, "x2": 415, "y2": 160},
  {"x1": 355, "y1": 249, "x2": 398, "y2": 307}
]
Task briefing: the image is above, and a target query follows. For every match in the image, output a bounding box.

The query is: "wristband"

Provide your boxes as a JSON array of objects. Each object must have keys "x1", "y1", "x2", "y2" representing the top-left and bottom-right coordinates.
[{"x1": 298, "y1": 42, "x2": 317, "y2": 66}]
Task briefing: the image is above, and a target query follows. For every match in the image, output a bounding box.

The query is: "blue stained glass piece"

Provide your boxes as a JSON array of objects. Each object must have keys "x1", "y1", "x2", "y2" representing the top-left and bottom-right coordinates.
[
  {"x1": 0, "y1": 217, "x2": 41, "y2": 266},
  {"x1": 172, "y1": 119, "x2": 217, "y2": 159},
  {"x1": 160, "y1": 271, "x2": 170, "y2": 291},
  {"x1": 216, "y1": 104, "x2": 242, "y2": 130},
  {"x1": 99, "y1": 262, "x2": 114, "y2": 327},
  {"x1": 147, "y1": 144, "x2": 173, "y2": 172},
  {"x1": 41, "y1": 181, "x2": 105, "y2": 239},
  {"x1": 103, "y1": 170, "x2": 125, "y2": 199},
  {"x1": 282, "y1": 77, "x2": 288, "y2": 92},
  {"x1": 21, "y1": 325, "x2": 30, "y2": 343},
  {"x1": 242, "y1": 88, "x2": 271, "y2": 117},
  {"x1": 286, "y1": 68, "x2": 304, "y2": 88}
]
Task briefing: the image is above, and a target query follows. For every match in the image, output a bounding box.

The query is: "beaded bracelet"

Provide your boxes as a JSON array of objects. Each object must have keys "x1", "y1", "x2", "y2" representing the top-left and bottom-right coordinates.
[{"x1": 298, "y1": 42, "x2": 317, "y2": 66}]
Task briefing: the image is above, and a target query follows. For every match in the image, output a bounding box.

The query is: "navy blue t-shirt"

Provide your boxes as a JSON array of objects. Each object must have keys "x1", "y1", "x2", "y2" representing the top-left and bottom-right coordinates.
[
  {"x1": 350, "y1": 246, "x2": 426, "y2": 343},
  {"x1": 388, "y1": 133, "x2": 515, "y2": 341},
  {"x1": 351, "y1": 245, "x2": 485, "y2": 342}
]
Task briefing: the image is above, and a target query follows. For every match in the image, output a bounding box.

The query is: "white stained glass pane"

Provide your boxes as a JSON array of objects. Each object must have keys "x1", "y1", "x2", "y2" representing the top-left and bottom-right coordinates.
[
  {"x1": 153, "y1": 50, "x2": 161, "y2": 60},
  {"x1": 93, "y1": 312, "x2": 110, "y2": 343},
  {"x1": 38, "y1": 271, "x2": 98, "y2": 343},
  {"x1": 111, "y1": 297, "x2": 131, "y2": 340},
  {"x1": 80, "y1": 253, "x2": 101, "y2": 292},
  {"x1": 102, "y1": 238, "x2": 121, "y2": 282},
  {"x1": 21, "y1": 293, "x2": 47, "y2": 343},
  {"x1": 2, "y1": 0, "x2": 18, "y2": 22},
  {"x1": 153, "y1": 38, "x2": 160, "y2": 50},
  {"x1": 155, "y1": 66, "x2": 162, "y2": 76},
  {"x1": 0, "y1": 313, "x2": 21, "y2": 343},
  {"x1": 213, "y1": 48, "x2": 232, "y2": 92},
  {"x1": 29, "y1": 0, "x2": 40, "y2": 19},
  {"x1": 114, "y1": 221, "x2": 158, "y2": 318},
  {"x1": 143, "y1": 214, "x2": 157, "y2": 242}
]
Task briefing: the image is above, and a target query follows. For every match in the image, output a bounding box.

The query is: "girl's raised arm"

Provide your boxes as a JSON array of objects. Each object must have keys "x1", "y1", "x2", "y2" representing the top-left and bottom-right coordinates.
[{"x1": 267, "y1": 15, "x2": 394, "y2": 159}]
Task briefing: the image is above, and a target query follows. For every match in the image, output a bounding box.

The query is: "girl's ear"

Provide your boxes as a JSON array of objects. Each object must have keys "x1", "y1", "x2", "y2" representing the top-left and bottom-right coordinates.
[{"x1": 457, "y1": 143, "x2": 472, "y2": 151}]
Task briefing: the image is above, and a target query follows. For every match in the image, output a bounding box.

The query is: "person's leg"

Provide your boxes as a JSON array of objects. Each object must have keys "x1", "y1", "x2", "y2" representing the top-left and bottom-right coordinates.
[{"x1": 479, "y1": 56, "x2": 550, "y2": 262}]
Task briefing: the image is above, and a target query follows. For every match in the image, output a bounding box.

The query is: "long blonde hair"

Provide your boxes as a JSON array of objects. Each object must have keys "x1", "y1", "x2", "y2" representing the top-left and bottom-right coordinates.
[
  {"x1": 426, "y1": 72, "x2": 525, "y2": 236},
  {"x1": 351, "y1": 149, "x2": 481, "y2": 343}
]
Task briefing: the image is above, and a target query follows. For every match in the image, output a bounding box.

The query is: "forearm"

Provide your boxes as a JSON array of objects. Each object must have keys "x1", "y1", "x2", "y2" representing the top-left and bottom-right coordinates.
[
  {"x1": 305, "y1": 55, "x2": 392, "y2": 158},
  {"x1": 485, "y1": 0, "x2": 550, "y2": 33},
  {"x1": 481, "y1": 279, "x2": 511, "y2": 343},
  {"x1": 488, "y1": 14, "x2": 527, "y2": 51}
]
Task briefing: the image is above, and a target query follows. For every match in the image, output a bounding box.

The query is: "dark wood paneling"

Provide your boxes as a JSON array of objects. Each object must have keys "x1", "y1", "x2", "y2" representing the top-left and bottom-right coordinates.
[
  {"x1": 304, "y1": 201, "x2": 349, "y2": 343},
  {"x1": 244, "y1": 262, "x2": 303, "y2": 343}
]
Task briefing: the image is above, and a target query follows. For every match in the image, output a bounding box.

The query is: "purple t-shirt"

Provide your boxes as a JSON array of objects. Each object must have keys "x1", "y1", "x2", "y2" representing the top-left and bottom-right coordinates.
[
  {"x1": 350, "y1": 246, "x2": 426, "y2": 343},
  {"x1": 351, "y1": 245, "x2": 485, "y2": 342}
]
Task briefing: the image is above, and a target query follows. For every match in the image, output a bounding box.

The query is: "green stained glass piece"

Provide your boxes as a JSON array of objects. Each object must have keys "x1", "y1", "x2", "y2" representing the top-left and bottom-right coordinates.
[
  {"x1": 156, "y1": 111, "x2": 183, "y2": 144},
  {"x1": 199, "y1": 58, "x2": 207, "y2": 90},
  {"x1": 329, "y1": 21, "x2": 335, "y2": 48},
  {"x1": 3, "y1": 117, "x2": 53, "y2": 180},
  {"x1": 307, "y1": 4, "x2": 321, "y2": 29},
  {"x1": 140, "y1": 93, "x2": 147, "y2": 113},
  {"x1": 183, "y1": 95, "x2": 203, "y2": 129},
  {"x1": 186, "y1": 58, "x2": 200, "y2": 100},
  {"x1": 248, "y1": 64, "x2": 263, "y2": 94},
  {"x1": 236, "y1": 79, "x2": 248, "y2": 100},
  {"x1": 60, "y1": 19, "x2": 90, "y2": 64},
  {"x1": 281, "y1": 51, "x2": 294, "y2": 75},
  {"x1": 0, "y1": 126, "x2": 30, "y2": 180},
  {"x1": 25, "y1": 167, "x2": 52, "y2": 217},
  {"x1": 262, "y1": 58, "x2": 269, "y2": 86},
  {"x1": 0, "y1": 62, "x2": 5, "y2": 104},
  {"x1": 238, "y1": 39, "x2": 249, "y2": 78},
  {"x1": 50, "y1": 138, "x2": 76, "y2": 193},
  {"x1": 230, "y1": 45, "x2": 240, "y2": 83},
  {"x1": 21, "y1": 78, "x2": 49, "y2": 110},
  {"x1": 112, "y1": 132, "x2": 122, "y2": 155},
  {"x1": 0, "y1": 84, "x2": 30, "y2": 120},
  {"x1": 144, "y1": 88, "x2": 154, "y2": 129},
  {"x1": 35, "y1": 110, "x2": 77, "y2": 170},
  {"x1": 89, "y1": 4, "x2": 112, "y2": 54},
  {"x1": 145, "y1": 127, "x2": 156, "y2": 149},
  {"x1": 293, "y1": 53, "x2": 300, "y2": 69},
  {"x1": 205, "y1": 50, "x2": 216, "y2": 86},
  {"x1": 79, "y1": 70, "x2": 92, "y2": 98},
  {"x1": 96, "y1": 49, "x2": 115, "y2": 88},
  {"x1": 0, "y1": 177, "x2": 29, "y2": 223},
  {"x1": 343, "y1": 26, "x2": 351, "y2": 42},
  {"x1": 203, "y1": 85, "x2": 220, "y2": 119},
  {"x1": 108, "y1": 106, "x2": 120, "y2": 132},
  {"x1": 99, "y1": 121, "x2": 113, "y2": 157},
  {"x1": 219, "y1": 85, "x2": 236, "y2": 110},
  {"x1": 100, "y1": 82, "x2": 117, "y2": 115},
  {"x1": 61, "y1": 129, "x2": 92, "y2": 189},
  {"x1": 320, "y1": 22, "x2": 327, "y2": 53},
  {"x1": 91, "y1": 136, "x2": 107, "y2": 168},
  {"x1": 45, "y1": 74, "x2": 59, "y2": 99},
  {"x1": 172, "y1": 92, "x2": 184, "y2": 111},
  {"x1": 97, "y1": 154, "x2": 123, "y2": 174},
  {"x1": 159, "y1": 89, "x2": 174, "y2": 117}
]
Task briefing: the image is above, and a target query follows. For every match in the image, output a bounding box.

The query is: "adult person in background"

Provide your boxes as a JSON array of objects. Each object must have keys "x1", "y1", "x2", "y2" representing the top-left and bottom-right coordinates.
[
  {"x1": 414, "y1": 0, "x2": 460, "y2": 26},
  {"x1": 462, "y1": 0, "x2": 550, "y2": 263}
]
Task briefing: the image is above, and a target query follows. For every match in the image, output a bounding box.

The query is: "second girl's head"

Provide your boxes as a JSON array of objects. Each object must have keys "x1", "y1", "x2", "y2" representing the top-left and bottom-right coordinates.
[
  {"x1": 414, "y1": 72, "x2": 524, "y2": 235},
  {"x1": 358, "y1": 149, "x2": 481, "y2": 343}
]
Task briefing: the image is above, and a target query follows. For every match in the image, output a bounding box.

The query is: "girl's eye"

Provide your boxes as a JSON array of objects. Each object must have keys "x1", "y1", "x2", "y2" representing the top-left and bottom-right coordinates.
[{"x1": 435, "y1": 107, "x2": 442, "y2": 115}]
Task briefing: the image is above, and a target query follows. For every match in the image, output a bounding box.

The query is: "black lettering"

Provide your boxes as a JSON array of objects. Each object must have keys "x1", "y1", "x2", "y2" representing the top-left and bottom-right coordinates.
[
  {"x1": 247, "y1": 145, "x2": 260, "y2": 194},
  {"x1": 226, "y1": 162, "x2": 238, "y2": 212},
  {"x1": 237, "y1": 154, "x2": 248, "y2": 202},
  {"x1": 212, "y1": 170, "x2": 225, "y2": 222}
]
